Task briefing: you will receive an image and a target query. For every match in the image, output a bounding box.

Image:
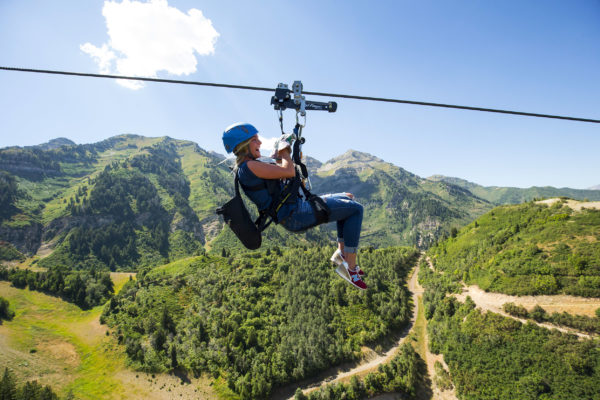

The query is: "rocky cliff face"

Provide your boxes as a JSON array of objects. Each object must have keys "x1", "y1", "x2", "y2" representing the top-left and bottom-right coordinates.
[
  {"x1": 169, "y1": 212, "x2": 205, "y2": 243},
  {"x1": 0, "y1": 222, "x2": 42, "y2": 256}
]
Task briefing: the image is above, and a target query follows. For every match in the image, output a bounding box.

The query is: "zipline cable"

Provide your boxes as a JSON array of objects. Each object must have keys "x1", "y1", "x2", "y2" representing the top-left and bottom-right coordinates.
[{"x1": 1, "y1": 66, "x2": 599, "y2": 124}]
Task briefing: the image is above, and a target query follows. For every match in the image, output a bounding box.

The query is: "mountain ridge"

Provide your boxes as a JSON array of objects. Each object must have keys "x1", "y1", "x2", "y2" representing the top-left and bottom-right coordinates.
[
  {"x1": 0, "y1": 135, "x2": 590, "y2": 268},
  {"x1": 428, "y1": 174, "x2": 600, "y2": 204}
]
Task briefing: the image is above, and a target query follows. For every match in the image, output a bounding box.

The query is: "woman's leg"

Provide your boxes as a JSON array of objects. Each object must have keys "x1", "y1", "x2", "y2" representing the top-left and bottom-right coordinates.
[
  {"x1": 345, "y1": 252, "x2": 357, "y2": 270},
  {"x1": 321, "y1": 193, "x2": 363, "y2": 270}
]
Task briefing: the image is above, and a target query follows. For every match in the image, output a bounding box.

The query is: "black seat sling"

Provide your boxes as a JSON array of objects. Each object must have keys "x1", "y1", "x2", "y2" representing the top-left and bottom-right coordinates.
[{"x1": 216, "y1": 174, "x2": 262, "y2": 250}]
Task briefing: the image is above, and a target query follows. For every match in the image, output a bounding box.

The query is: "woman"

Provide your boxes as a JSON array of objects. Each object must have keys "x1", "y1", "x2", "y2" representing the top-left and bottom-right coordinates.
[{"x1": 222, "y1": 123, "x2": 367, "y2": 290}]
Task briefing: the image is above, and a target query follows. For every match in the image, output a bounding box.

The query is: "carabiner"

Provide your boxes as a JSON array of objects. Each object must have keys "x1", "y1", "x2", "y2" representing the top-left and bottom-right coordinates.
[{"x1": 295, "y1": 110, "x2": 306, "y2": 129}]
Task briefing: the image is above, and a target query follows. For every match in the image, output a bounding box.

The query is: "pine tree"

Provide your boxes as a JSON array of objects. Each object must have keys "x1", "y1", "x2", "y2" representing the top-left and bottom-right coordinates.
[
  {"x1": 0, "y1": 297, "x2": 14, "y2": 321},
  {"x1": 294, "y1": 388, "x2": 308, "y2": 399},
  {"x1": 0, "y1": 367, "x2": 17, "y2": 400},
  {"x1": 39, "y1": 385, "x2": 58, "y2": 400},
  {"x1": 170, "y1": 345, "x2": 178, "y2": 369},
  {"x1": 19, "y1": 380, "x2": 41, "y2": 399}
]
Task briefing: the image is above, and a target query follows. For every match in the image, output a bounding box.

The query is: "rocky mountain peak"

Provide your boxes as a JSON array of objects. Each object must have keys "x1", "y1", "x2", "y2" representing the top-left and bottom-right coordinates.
[
  {"x1": 303, "y1": 156, "x2": 323, "y2": 174},
  {"x1": 318, "y1": 149, "x2": 383, "y2": 174},
  {"x1": 34, "y1": 137, "x2": 76, "y2": 150},
  {"x1": 428, "y1": 175, "x2": 480, "y2": 190}
]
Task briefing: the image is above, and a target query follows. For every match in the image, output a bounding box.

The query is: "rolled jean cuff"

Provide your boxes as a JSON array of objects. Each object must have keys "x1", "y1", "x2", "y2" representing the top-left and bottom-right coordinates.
[{"x1": 344, "y1": 245, "x2": 357, "y2": 254}]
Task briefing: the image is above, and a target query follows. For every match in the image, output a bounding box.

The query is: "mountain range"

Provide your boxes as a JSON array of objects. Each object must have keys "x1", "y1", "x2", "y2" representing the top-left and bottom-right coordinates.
[
  {"x1": 428, "y1": 174, "x2": 600, "y2": 204},
  {"x1": 1, "y1": 135, "x2": 596, "y2": 271}
]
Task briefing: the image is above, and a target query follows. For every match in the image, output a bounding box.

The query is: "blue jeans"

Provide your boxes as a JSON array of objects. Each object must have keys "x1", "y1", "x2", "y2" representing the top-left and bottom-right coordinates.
[{"x1": 280, "y1": 193, "x2": 364, "y2": 253}]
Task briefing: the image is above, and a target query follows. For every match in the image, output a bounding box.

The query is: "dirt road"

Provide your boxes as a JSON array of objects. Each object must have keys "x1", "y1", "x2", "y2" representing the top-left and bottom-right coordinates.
[
  {"x1": 276, "y1": 252, "x2": 600, "y2": 399},
  {"x1": 275, "y1": 255, "x2": 458, "y2": 400},
  {"x1": 274, "y1": 265, "x2": 421, "y2": 399},
  {"x1": 423, "y1": 257, "x2": 600, "y2": 339},
  {"x1": 453, "y1": 285, "x2": 597, "y2": 339},
  {"x1": 455, "y1": 285, "x2": 600, "y2": 319}
]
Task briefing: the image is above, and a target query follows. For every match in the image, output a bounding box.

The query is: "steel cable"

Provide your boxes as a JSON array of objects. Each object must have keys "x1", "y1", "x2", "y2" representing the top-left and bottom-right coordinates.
[{"x1": 1, "y1": 66, "x2": 598, "y2": 124}]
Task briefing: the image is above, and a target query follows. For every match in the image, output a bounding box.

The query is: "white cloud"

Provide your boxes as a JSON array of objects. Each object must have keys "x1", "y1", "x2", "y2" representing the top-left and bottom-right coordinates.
[
  {"x1": 80, "y1": 43, "x2": 116, "y2": 74},
  {"x1": 81, "y1": 0, "x2": 219, "y2": 90}
]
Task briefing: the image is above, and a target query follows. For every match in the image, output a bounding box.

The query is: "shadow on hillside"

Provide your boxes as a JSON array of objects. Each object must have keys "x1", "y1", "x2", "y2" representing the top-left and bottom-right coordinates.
[
  {"x1": 172, "y1": 368, "x2": 191, "y2": 384},
  {"x1": 413, "y1": 355, "x2": 433, "y2": 400}
]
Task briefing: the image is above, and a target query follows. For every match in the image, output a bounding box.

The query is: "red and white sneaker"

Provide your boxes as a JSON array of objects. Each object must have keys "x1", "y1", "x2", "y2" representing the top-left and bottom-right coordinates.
[
  {"x1": 335, "y1": 264, "x2": 367, "y2": 290},
  {"x1": 330, "y1": 249, "x2": 364, "y2": 276}
]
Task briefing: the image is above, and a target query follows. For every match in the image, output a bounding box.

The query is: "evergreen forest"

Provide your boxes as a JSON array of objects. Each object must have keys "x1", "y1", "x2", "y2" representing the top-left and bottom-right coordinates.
[{"x1": 101, "y1": 246, "x2": 419, "y2": 399}]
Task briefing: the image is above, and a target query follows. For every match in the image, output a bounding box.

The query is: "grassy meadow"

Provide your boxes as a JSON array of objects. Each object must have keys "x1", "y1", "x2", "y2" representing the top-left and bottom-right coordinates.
[{"x1": 0, "y1": 273, "x2": 215, "y2": 400}]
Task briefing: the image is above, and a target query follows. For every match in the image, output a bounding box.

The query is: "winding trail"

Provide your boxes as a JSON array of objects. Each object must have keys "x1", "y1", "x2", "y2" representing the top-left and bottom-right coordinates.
[
  {"x1": 271, "y1": 257, "x2": 422, "y2": 399},
  {"x1": 273, "y1": 253, "x2": 600, "y2": 399},
  {"x1": 113, "y1": 252, "x2": 600, "y2": 399},
  {"x1": 453, "y1": 286, "x2": 597, "y2": 339},
  {"x1": 417, "y1": 260, "x2": 458, "y2": 400},
  {"x1": 272, "y1": 254, "x2": 458, "y2": 400},
  {"x1": 423, "y1": 257, "x2": 600, "y2": 339}
]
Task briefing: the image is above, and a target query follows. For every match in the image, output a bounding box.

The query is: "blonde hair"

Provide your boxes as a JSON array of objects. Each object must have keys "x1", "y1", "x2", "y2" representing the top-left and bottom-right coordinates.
[{"x1": 234, "y1": 137, "x2": 254, "y2": 167}]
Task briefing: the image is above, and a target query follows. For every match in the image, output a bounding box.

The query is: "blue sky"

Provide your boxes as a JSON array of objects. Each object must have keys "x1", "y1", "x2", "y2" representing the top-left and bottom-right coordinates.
[{"x1": 1, "y1": 0, "x2": 599, "y2": 189}]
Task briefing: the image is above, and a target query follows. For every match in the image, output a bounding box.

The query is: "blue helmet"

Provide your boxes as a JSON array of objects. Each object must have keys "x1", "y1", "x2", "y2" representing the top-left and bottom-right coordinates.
[{"x1": 222, "y1": 123, "x2": 258, "y2": 154}]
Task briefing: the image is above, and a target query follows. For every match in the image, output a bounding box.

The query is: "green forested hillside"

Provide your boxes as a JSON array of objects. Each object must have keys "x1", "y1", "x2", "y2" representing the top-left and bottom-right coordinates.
[
  {"x1": 4, "y1": 136, "x2": 600, "y2": 400},
  {"x1": 429, "y1": 199, "x2": 600, "y2": 296},
  {"x1": 0, "y1": 137, "x2": 494, "y2": 270},
  {"x1": 428, "y1": 175, "x2": 600, "y2": 204},
  {"x1": 311, "y1": 150, "x2": 492, "y2": 249},
  {"x1": 101, "y1": 246, "x2": 419, "y2": 399},
  {"x1": 419, "y1": 263, "x2": 600, "y2": 400},
  {"x1": 0, "y1": 266, "x2": 113, "y2": 309},
  {"x1": 0, "y1": 135, "x2": 228, "y2": 270}
]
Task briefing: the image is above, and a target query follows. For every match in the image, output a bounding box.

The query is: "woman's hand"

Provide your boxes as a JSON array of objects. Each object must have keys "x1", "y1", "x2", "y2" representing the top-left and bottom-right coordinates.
[
  {"x1": 270, "y1": 133, "x2": 295, "y2": 159},
  {"x1": 248, "y1": 149, "x2": 295, "y2": 179}
]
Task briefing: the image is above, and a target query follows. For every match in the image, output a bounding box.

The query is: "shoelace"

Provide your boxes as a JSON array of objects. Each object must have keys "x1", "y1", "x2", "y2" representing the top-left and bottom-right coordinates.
[{"x1": 348, "y1": 270, "x2": 360, "y2": 281}]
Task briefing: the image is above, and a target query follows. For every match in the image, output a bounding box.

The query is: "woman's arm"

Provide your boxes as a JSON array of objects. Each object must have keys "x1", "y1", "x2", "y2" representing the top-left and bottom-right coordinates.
[{"x1": 247, "y1": 148, "x2": 296, "y2": 179}]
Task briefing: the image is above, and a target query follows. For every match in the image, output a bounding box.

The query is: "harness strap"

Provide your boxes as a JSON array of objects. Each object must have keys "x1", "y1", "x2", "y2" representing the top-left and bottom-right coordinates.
[
  {"x1": 238, "y1": 125, "x2": 331, "y2": 232},
  {"x1": 264, "y1": 169, "x2": 301, "y2": 222},
  {"x1": 255, "y1": 211, "x2": 273, "y2": 232},
  {"x1": 301, "y1": 184, "x2": 330, "y2": 225},
  {"x1": 240, "y1": 182, "x2": 267, "y2": 192}
]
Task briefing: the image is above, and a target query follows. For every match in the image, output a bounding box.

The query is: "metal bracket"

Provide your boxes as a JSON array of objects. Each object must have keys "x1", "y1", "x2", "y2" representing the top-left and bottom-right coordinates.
[{"x1": 292, "y1": 81, "x2": 306, "y2": 117}]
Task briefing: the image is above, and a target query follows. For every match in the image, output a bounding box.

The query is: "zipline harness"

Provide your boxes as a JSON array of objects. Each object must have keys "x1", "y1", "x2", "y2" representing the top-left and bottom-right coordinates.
[
  {"x1": 216, "y1": 81, "x2": 337, "y2": 249},
  {"x1": 248, "y1": 81, "x2": 336, "y2": 232}
]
